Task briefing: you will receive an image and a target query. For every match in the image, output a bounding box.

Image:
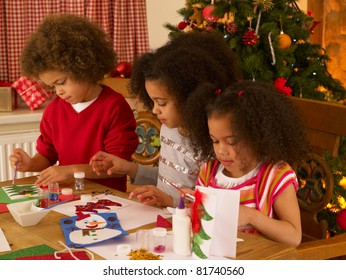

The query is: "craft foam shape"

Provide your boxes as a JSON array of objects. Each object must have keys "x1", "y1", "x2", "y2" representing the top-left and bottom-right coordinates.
[
  {"x1": 156, "y1": 214, "x2": 172, "y2": 228},
  {"x1": 60, "y1": 212, "x2": 128, "y2": 248}
]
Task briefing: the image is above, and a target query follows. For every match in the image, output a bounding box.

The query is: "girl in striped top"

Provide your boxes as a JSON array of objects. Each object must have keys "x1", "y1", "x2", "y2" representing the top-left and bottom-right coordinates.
[{"x1": 184, "y1": 80, "x2": 309, "y2": 247}]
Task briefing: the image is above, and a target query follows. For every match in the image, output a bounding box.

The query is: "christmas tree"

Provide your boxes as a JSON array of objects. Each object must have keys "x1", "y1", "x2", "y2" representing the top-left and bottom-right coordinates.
[
  {"x1": 165, "y1": 0, "x2": 346, "y2": 102},
  {"x1": 166, "y1": 0, "x2": 346, "y2": 234}
]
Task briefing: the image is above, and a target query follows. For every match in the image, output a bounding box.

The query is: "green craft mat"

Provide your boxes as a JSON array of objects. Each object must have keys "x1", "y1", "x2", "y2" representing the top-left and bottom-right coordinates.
[
  {"x1": 0, "y1": 184, "x2": 39, "y2": 204},
  {"x1": 0, "y1": 244, "x2": 56, "y2": 260}
]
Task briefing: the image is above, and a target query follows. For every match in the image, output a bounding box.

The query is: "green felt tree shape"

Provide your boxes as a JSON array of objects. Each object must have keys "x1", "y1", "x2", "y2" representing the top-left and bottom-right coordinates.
[{"x1": 192, "y1": 202, "x2": 214, "y2": 259}]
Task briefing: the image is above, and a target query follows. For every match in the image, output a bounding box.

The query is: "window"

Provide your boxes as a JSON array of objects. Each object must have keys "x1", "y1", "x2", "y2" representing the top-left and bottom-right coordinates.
[{"x1": 0, "y1": 0, "x2": 149, "y2": 82}]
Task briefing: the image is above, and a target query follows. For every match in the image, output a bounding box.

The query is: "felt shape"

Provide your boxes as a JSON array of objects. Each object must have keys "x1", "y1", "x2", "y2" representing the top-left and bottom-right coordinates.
[
  {"x1": 16, "y1": 251, "x2": 90, "y2": 260},
  {"x1": 156, "y1": 215, "x2": 172, "y2": 228},
  {"x1": 0, "y1": 244, "x2": 55, "y2": 260},
  {"x1": 0, "y1": 203, "x2": 8, "y2": 213},
  {"x1": 75, "y1": 199, "x2": 122, "y2": 213},
  {"x1": 60, "y1": 212, "x2": 127, "y2": 248}
]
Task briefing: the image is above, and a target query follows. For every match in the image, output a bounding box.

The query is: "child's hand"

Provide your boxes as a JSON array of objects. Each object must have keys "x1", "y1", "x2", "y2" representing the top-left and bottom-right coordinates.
[
  {"x1": 129, "y1": 185, "x2": 173, "y2": 207},
  {"x1": 35, "y1": 166, "x2": 72, "y2": 187},
  {"x1": 89, "y1": 151, "x2": 114, "y2": 175},
  {"x1": 90, "y1": 151, "x2": 136, "y2": 177},
  {"x1": 238, "y1": 205, "x2": 256, "y2": 227},
  {"x1": 9, "y1": 148, "x2": 32, "y2": 172}
]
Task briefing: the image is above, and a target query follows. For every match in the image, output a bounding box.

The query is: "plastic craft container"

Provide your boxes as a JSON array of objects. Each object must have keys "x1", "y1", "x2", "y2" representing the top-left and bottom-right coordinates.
[
  {"x1": 152, "y1": 227, "x2": 167, "y2": 253},
  {"x1": 7, "y1": 200, "x2": 50, "y2": 227}
]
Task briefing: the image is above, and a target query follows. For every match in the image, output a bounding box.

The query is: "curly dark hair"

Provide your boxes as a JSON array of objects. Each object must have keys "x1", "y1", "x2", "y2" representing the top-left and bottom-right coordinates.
[
  {"x1": 20, "y1": 13, "x2": 116, "y2": 83},
  {"x1": 129, "y1": 32, "x2": 242, "y2": 115},
  {"x1": 185, "y1": 80, "x2": 309, "y2": 165}
]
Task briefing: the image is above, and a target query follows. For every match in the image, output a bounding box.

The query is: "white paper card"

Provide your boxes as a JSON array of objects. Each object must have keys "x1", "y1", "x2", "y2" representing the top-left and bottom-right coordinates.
[
  {"x1": 0, "y1": 227, "x2": 11, "y2": 252},
  {"x1": 52, "y1": 194, "x2": 168, "y2": 231},
  {"x1": 194, "y1": 186, "x2": 240, "y2": 259}
]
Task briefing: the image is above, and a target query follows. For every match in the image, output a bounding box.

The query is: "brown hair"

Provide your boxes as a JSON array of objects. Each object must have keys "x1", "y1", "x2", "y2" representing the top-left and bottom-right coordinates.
[{"x1": 20, "y1": 13, "x2": 116, "y2": 83}]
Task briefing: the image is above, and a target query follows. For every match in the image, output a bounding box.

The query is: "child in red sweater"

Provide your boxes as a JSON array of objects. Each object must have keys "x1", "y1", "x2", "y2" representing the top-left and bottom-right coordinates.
[{"x1": 8, "y1": 14, "x2": 138, "y2": 192}]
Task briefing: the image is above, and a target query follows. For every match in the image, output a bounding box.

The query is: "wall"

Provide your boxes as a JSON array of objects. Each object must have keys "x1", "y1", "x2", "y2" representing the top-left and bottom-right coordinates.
[{"x1": 146, "y1": 0, "x2": 185, "y2": 49}]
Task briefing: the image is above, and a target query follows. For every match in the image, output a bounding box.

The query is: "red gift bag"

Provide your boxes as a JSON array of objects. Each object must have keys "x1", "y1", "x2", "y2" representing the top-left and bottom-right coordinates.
[{"x1": 12, "y1": 76, "x2": 53, "y2": 110}]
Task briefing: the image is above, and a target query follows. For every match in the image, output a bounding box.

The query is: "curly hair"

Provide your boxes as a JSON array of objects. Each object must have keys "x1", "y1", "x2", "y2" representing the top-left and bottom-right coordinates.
[
  {"x1": 129, "y1": 32, "x2": 242, "y2": 114},
  {"x1": 20, "y1": 13, "x2": 116, "y2": 83},
  {"x1": 185, "y1": 80, "x2": 309, "y2": 165}
]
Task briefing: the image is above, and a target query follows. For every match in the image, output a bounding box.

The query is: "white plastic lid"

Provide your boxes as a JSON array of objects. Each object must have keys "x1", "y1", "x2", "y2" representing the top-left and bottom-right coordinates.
[
  {"x1": 116, "y1": 244, "x2": 132, "y2": 256},
  {"x1": 152, "y1": 227, "x2": 167, "y2": 237},
  {"x1": 61, "y1": 188, "x2": 73, "y2": 195},
  {"x1": 74, "y1": 171, "x2": 85, "y2": 178}
]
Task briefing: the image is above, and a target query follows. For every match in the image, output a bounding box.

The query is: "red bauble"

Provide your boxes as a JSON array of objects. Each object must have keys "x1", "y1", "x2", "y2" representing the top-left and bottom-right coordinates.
[
  {"x1": 226, "y1": 22, "x2": 238, "y2": 34},
  {"x1": 242, "y1": 29, "x2": 259, "y2": 46},
  {"x1": 336, "y1": 209, "x2": 346, "y2": 231},
  {"x1": 178, "y1": 21, "x2": 188, "y2": 30},
  {"x1": 202, "y1": 4, "x2": 219, "y2": 23},
  {"x1": 110, "y1": 62, "x2": 132, "y2": 78},
  {"x1": 205, "y1": 22, "x2": 217, "y2": 32}
]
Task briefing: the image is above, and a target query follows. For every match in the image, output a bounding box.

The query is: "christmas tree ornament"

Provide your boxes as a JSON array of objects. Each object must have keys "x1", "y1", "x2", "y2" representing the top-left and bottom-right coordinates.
[
  {"x1": 206, "y1": 22, "x2": 217, "y2": 32},
  {"x1": 220, "y1": 11, "x2": 234, "y2": 24},
  {"x1": 242, "y1": 16, "x2": 259, "y2": 46},
  {"x1": 268, "y1": 32, "x2": 276, "y2": 65},
  {"x1": 189, "y1": 4, "x2": 204, "y2": 26},
  {"x1": 336, "y1": 209, "x2": 346, "y2": 231},
  {"x1": 110, "y1": 62, "x2": 132, "y2": 78},
  {"x1": 226, "y1": 22, "x2": 238, "y2": 34},
  {"x1": 184, "y1": 21, "x2": 196, "y2": 32},
  {"x1": 178, "y1": 21, "x2": 188, "y2": 30},
  {"x1": 278, "y1": 14, "x2": 291, "y2": 49},
  {"x1": 253, "y1": 0, "x2": 274, "y2": 35},
  {"x1": 317, "y1": 48, "x2": 325, "y2": 56},
  {"x1": 274, "y1": 77, "x2": 292, "y2": 96},
  {"x1": 278, "y1": 31, "x2": 292, "y2": 49},
  {"x1": 202, "y1": 3, "x2": 219, "y2": 23},
  {"x1": 253, "y1": 0, "x2": 274, "y2": 12},
  {"x1": 242, "y1": 29, "x2": 259, "y2": 46}
]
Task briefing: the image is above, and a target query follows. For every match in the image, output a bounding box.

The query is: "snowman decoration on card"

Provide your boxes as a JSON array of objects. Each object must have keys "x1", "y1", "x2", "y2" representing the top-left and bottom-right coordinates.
[{"x1": 60, "y1": 211, "x2": 127, "y2": 247}]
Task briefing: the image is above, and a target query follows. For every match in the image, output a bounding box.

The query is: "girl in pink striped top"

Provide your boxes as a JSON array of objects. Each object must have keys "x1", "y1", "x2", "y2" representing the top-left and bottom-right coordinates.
[{"x1": 184, "y1": 80, "x2": 309, "y2": 247}]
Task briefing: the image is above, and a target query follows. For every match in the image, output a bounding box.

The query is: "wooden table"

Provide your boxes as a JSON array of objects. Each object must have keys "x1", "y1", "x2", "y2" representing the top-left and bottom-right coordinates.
[{"x1": 0, "y1": 177, "x2": 297, "y2": 260}]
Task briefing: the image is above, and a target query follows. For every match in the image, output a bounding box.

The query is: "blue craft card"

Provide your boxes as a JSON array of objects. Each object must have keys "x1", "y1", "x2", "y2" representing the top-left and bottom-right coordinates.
[{"x1": 60, "y1": 212, "x2": 128, "y2": 248}]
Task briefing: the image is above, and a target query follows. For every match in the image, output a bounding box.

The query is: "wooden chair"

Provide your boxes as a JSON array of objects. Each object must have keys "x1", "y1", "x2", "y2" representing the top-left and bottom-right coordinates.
[
  {"x1": 131, "y1": 110, "x2": 160, "y2": 165},
  {"x1": 102, "y1": 77, "x2": 161, "y2": 166},
  {"x1": 291, "y1": 97, "x2": 346, "y2": 259}
]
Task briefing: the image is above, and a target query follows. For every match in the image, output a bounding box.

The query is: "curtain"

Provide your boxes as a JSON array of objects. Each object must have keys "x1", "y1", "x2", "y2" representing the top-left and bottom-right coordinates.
[{"x1": 0, "y1": 0, "x2": 149, "y2": 82}]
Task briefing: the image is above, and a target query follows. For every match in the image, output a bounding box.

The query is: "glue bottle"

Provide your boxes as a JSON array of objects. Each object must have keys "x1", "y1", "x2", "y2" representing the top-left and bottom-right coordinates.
[{"x1": 172, "y1": 196, "x2": 192, "y2": 256}]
